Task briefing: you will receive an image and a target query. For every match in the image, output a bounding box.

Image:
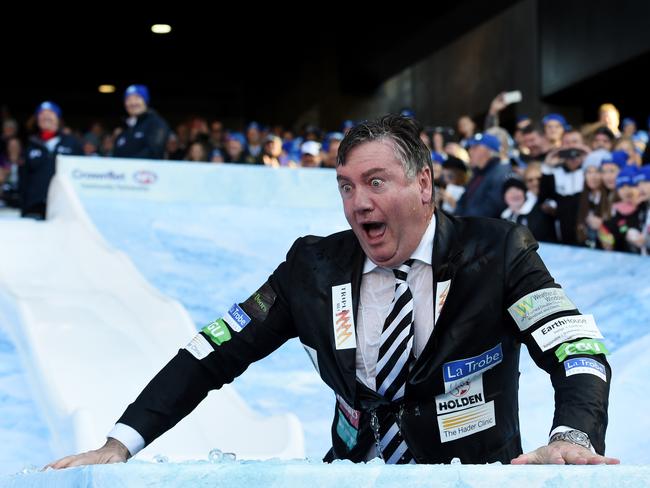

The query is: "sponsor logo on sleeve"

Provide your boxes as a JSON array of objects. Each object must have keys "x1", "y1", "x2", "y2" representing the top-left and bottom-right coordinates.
[
  {"x1": 435, "y1": 376, "x2": 485, "y2": 415},
  {"x1": 437, "y1": 400, "x2": 496, "y2": 443},
  {"x1": 435, "y1": 280, "x2": 451, "y2": 324},
  {"x1": 442, "y1": 344, "x2": 502, "y2": 393},
  {"x1": 564, "y1": 357, "x2": 607, "y2": 382},
  {"x1": 222, "y1": 303, "x2": 252, "y2": 332},
  {"x1": 202, "y1": 318, "x2": 232, "y2": 346},
  {"x1": 185, "y1": 333, "x2": 214, "y2": 360},
  {"x1": 242, "y1": 282, "x2": 276, "y2": 322},
  {"x1": 531, "y1": 314, "x2": 602, "y2": 352},
  {"x1": 332, "y1": 283, "x2": 356, "y2": 350},
  {"x1": 555, "y1": 339, "x2": 610, "y2": 362},
  {"x1": 508, "y1": 288, "x2": 576, "y2": 331}
]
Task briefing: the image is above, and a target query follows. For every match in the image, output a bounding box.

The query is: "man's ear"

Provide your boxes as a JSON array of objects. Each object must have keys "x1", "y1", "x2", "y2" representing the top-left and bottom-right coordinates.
[{"x1": 418, "y1": 167, "x2": 433, "y2": 205}]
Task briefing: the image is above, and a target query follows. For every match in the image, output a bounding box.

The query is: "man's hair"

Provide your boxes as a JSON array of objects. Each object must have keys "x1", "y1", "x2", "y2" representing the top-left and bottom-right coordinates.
[
  {"x1": 521, "y1": 124, "x2": 545, "y2": 137},
  {"x1": 336, "y1": 114, "x2": 433, "y2": 179},
  {"x1": 594, "y1": 126, "x2": 615, "y2": 141}
]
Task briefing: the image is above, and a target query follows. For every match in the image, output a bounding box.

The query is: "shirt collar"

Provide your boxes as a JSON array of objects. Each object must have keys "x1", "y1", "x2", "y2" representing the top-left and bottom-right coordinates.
[{"x1": 362, "y1": 213, "x2": 436, "y2": 274}]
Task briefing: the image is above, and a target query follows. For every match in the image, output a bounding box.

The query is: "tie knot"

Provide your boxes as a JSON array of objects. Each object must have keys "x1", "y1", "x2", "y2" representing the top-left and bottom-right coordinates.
[{"x1": 393, "y1": 259, "x2": 414, "y2": 282}]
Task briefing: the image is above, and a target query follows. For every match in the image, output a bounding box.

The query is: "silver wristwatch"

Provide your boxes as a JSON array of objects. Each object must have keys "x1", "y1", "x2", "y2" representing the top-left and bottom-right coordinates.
[{"x1": 548, "y1": 429, "x2": 592, "y2": 450}]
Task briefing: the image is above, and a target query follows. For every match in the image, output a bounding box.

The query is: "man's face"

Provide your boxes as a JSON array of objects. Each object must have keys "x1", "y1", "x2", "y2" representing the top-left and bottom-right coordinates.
[
  {"x1": 523, "y1": 132, "x2": 545, "y2": 157},
  {"x1": 544, "y1": 120, "x2": 564, "y2": 142},
  {"x1": 592, "y1": 134, "x2": 613, "y2": 151},
  {"x1": 37, "y1": 109, "x2": 59, "y2": 132},
  {"x1": 124, "y1": 95, "x2": 147, "y2": 117},
  {"x1": 301, "y1": 153, "x2": 321, "y2": 167},
  {"x1": 562, "y1": 131, "x2": 583, "y2": 148},
  {"x1": 336, "y1": 140, "x2": 433, "y2": 268},
  {"x1": 468, "y1": 144, "x2": 492, "y2": 168}
]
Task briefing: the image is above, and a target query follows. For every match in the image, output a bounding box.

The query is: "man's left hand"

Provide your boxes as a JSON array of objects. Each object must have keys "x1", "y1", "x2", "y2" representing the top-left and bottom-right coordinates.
[{"x1": 511, "y1": 441, "x2": 620, "y2": 465}]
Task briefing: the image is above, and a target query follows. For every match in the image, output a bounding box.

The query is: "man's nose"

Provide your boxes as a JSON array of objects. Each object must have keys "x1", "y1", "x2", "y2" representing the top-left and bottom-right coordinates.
[{"x1": 352, "y1": 187, "x2": 373, "y2": 213}]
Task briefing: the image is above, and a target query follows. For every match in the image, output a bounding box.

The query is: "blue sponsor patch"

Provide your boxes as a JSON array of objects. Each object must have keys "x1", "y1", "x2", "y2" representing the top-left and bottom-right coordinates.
[
  {"x1": 223, "y1": 303, "x2": 252, "y2": 332},
  {"x1": 443, "y1": 344, "x2": 503, "y2": 392},
  {"x1": 564, "y1": 357, "x2": 607, "y2": 382}
]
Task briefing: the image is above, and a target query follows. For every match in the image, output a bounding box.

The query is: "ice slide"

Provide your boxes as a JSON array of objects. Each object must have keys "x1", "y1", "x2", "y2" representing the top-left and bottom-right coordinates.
[{"x1": 0, "y1": 157, "x2": 304, "y2": 464}]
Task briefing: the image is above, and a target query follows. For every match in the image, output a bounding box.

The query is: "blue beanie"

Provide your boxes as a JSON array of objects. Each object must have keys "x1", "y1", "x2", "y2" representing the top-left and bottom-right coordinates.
[
  {"x1": 341, "y1": 120, "x2": 356, "y2": 131},
  {"x1": 124, "y1": 84, "x2": 150, "y2": 105},
  {"x1": 226, "y1": 132, "x2": 246, "y2": 147},
  {"x1": 542, "y1": 113, "x2": 568, "y2": 128},
  {"x1": 246, "y1": 121, "x2": 261, "y2": 132},
  {"x1": 431, "y1": 151, "x2": 446, "y2": 163},
  {"x1": 622, "y1": 117, "x2": 636, "y2": 128},
  {"x1": 36, "y1": 101, "x2": 62, "y2": 119},
  {"x1": 635, "y1": 165, "x2": 650, "y2": 184},
  {"x1": 467, "y1": 133, "x2": 501, "y2": 153},
  {"x1": 616, "y1": 166, "x2": 639, "y2": 189}
]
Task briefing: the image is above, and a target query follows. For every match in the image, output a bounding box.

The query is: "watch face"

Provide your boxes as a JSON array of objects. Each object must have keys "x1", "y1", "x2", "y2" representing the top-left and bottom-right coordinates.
[{"x1": 569, "y1": 431, "x2": 588, "y2": 442}]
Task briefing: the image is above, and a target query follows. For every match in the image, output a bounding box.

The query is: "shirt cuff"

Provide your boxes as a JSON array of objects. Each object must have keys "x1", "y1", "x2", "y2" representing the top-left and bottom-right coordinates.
[
  {"x1": 107, "y1": 423, "x2": 146, "y2": 457},
  {"x1": 549, "y1": 425, "x2": 596, "y2": 454}
]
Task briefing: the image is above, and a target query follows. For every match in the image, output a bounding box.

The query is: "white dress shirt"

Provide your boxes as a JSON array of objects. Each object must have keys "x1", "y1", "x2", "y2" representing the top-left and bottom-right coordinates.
[{"x1": 355, "y1": 215, "x2": 437, "y2": 390}]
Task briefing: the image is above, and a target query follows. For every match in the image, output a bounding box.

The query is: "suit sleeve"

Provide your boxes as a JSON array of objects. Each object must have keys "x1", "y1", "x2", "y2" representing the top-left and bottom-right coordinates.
[
  {"x1": 117, "y1": 238, "x2": 303, "y2": 447},
  {"x1": 503, "y1": 224, "x2": 611, "y2": 454}
]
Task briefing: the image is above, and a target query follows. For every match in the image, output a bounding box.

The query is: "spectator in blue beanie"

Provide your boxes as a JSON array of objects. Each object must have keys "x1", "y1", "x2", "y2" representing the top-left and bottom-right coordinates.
[
  {"x1": 20, "y1": 101, "x2": 82, "y2": 219},
  {"x1": 621, "y1": 117, "x2": 636, "y2": 139},
  {"x1": 542, "y1": 113, "x2": 567, "y2": 149},
  {"x1": 455, "y1": 132, "x2": 510, "y2": 218},
  {"x1": 113, "y1": 84, "x2": 170, "y2": 160},
  {"x1": 599, "y1": 166, "x2": 642, "y2": 253}
]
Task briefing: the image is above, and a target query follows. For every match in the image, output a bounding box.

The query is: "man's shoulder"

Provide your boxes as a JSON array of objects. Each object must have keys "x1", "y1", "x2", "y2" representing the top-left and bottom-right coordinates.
[{"x1": 450, "y1": 213, "x2": 533, "y2": 248}]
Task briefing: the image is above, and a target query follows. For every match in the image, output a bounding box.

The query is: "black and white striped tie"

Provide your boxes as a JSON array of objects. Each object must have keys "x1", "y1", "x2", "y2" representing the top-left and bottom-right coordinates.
[{"x1": 375, "y1": 259, "x2": 416, "y2": 464}]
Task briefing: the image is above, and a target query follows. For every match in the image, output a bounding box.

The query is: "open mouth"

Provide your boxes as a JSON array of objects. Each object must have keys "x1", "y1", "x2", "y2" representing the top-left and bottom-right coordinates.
[{"x1": 361, "y1": 222, "x2": 386, "y2": 240}]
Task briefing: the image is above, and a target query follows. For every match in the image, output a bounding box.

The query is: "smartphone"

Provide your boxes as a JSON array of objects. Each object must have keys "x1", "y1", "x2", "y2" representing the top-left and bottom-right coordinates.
[{"x1": 503, "y1": 90, "x2": 522, "y2": 105}]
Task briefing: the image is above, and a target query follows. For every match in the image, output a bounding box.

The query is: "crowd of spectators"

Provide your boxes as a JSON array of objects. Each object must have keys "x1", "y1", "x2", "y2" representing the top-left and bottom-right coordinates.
[{"x1": 1, "y1": 86, "x2": 648, "y2": 255}]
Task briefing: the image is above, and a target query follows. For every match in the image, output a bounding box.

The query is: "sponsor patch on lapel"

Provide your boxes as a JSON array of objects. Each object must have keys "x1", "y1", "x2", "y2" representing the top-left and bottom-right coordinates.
[
  {"x1": 442, "y1": 344, "x2": 503, "y2": 393},
  {"x1": 435, "y1": 280, "x2": 451, "y2": 324},
  {"x1": 185, "y1": 333, "x2": 214, "y2": 360},
  {"x1": 437, "y1": 400, "x2": 496, "y2": 443},
  {"x1": 563, "y1": 357, "x2": 607, "y2": 382},
  {"x1": 332, "y1": 283, "x2": 356, "y2": 350},
  {"x1": 531, "y1": 314, "x2": 602, "y2": 352},
  {"x1": 435, "y1": 375, "x2": 485, "y2": 415},
  {"x1": 508, "y1": 288, "x2": 576, "y2": 331}
]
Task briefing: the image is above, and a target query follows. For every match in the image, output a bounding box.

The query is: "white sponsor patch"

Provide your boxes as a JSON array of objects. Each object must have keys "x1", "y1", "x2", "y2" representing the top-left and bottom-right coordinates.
[
  {"x1": 435, "y1": 280, "x2": 451, "y2": 324},
  {"x1": 332, "y1": 283, "x2": 356, "y2": 350},
  {"x1": 531, "y1": 314, "x2": 602, "y2": 352},
  {"x1": 508, "y1": 288, "x2": 576, "y2": 331},
  {"x1": 564, "y1": 357, "x2": 607, "y2": 382},
  {"x1": 185, "y1": 333, "x2": 214, "y2": 360},
  {"x1": 302, "y1": 343, "x2": 320, "y2": 375},
  {"x1": 437, "y1": 400, "x2": 496, "y2": 443},
  {"x1": 435, "y1": 376, "x2": 485, "y2": 415}
]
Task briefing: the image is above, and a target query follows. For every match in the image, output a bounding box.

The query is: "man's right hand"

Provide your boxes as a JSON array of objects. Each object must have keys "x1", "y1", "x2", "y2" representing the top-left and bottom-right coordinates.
[{"x1": 45, "y1": 438, "x2": 131, "y2": 470}]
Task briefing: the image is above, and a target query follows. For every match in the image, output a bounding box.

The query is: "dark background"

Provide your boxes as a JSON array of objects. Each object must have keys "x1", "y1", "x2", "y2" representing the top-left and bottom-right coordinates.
[{"x1": 2, "y1": 0, "x2": 649, "y2": 132}]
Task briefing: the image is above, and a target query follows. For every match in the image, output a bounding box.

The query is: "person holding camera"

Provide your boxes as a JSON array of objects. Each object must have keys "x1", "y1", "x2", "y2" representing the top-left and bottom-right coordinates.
[{"x1": 538, "y1": 144, "x2": 589, "y2": 245}]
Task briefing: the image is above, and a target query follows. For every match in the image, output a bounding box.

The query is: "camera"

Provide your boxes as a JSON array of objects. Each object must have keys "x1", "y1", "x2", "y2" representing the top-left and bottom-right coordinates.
[{"x1": 558, "y1": 148, "x2": 585, "y2": 160}]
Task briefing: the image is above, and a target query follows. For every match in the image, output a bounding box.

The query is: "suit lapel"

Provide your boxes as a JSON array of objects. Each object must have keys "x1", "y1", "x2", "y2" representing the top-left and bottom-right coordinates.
[{"x1": 411, "y1": 210, "x2": 464, "y2": 379}]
